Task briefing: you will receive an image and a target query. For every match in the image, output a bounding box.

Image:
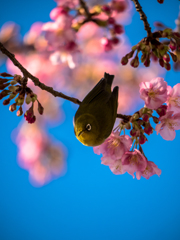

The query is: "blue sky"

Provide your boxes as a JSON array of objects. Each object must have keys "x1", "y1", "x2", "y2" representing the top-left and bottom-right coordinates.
[{"x1": 0, "y1": 1, "x2": 180, "y2": 240}]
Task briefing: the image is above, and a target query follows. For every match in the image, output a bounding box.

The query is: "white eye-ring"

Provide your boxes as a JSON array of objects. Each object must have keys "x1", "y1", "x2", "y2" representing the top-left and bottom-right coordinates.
[{"x1": 86, "y1": 123, "x2": 91, "y2": 131}]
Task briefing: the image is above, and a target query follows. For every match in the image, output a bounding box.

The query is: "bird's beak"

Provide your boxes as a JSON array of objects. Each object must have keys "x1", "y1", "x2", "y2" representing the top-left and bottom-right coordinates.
[{"x1": 78, "y1": 129, "x2": 85, "y2": 137}]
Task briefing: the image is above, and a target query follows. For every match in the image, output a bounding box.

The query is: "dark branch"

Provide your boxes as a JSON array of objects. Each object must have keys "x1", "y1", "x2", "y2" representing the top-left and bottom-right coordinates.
[
  {"x1": 131, "y1": 0, "x2": 152, "y2": 37},
  {"x1": 0, "y1": 42, "x2": 81, "y2": 105},
  {"x1": 0, "y1": 42, "x2": 133, "y2": 121}
]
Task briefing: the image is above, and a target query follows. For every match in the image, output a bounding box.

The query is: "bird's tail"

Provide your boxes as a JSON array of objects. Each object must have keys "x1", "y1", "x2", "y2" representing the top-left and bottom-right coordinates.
[{"x1": 104, "y1": 72, "x2": 114, "y2": 87}]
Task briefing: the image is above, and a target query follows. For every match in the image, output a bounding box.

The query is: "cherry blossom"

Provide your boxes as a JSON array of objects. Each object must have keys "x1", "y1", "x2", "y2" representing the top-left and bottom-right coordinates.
[
  {"x1": 93, "y1": 131, "x2": 132, "y2": 160},
  {"x1": 121, "y1": 149, "x2": 147, "y2": 178},
  {"x1": 139, "y1": 77, "x2": 167, "y2": 109},
  {"x1": 136, "y1": 161, "x2": 161, "y2": 180},
  {"x1": 155, "y1": 111, "x2": 180, "y2": 140},
  {"x1": 166, "y1": 83, "x2": 180, "y2": 113}
]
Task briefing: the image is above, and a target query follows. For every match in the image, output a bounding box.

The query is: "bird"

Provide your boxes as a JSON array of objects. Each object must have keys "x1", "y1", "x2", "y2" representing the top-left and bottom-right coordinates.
[{"x1": 74, "y1": 72, "x2": 119, "y2": 146}]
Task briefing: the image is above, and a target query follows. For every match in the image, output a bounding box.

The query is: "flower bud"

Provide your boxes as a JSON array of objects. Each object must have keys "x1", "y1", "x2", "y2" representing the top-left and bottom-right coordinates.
[
  {"x1": 125, "y1": 122, "x2": 131, "y2": 130},
  {"x1": 38, "y1": 101, "x2": 44, "y2": 115},
  {"x1": 144, "y1": 57, "x2": 150, "y2": 67},
  {"x1": 15, "y1": 95, "x2": 25, "y2": 105},
  {"x1": 101, "y1": 38, "x2": 113, "y2": 51},
  {"x1": 17, "y1": 106, "x2": 23, "y2": 116},
  {"x1": 139, "y1": 134, "x2": 147, "y2": 144},
  {"x1": 10, "y1": 80, "x2": 18, "y2": 85},
  {"x1": 153, "y1": 116, "x2": 159, "y2": 124},
  {"x1": 156, "y1": 105, "x2": 167, "y2": 117},
  {"x1": 169, "y1": 39, "x2": 177, "y2": 51},
  {"x1": 111, "y1": 37, "x2": 119, "y2": 45},
  {"x1": 144, "y1": 123, "x2": 153, "y2": 135},
  {"x1": 108, "y1": 17, "x2": 115, "y2": 25},
  {"x1": 8, "y1": 85, "x2": 16, "y2": 92},
  {"x1": 133, "y1": 113, "x2": 140, "y2": 120},
  {"x1": 9, "y1": 93, "x2": 17, "y2": 99},
  {"x1": 121, "y1": 56, "x2": 128, "y2": 65},
  {"x1": 25, "y1": 94, "x2": 32, "y2": 104},
  {"x1": 141, "y1": 53, "x2": 147, "y2": 63},
  {"x1": 130, "y1": 56, "x2": 139, "y2": 68},
  {"x1": 111, "y1": 0, "x2": 127, "y2": 13},
  {"x1": 163, "y1": 53, "x2": 170, "y2": 63},
  {"x1": 113, "y1": 24, "x2": 124, "y2": 34},
  {"x1": 0, "y1": 83, "x2": 10, "y2": 90},
  {"x1": 101, "y1": 5, "x2": 111, "y2": 14},
  {"x1": 9, "y1": 103, "x2": 17, "y2": 112},
  {"x1": 159, "y1": 58, "x2": 164, "y2": 68},
  {"x1": 0, "y1": 72, "x2": 13, "y2": 77},
  {"x1": 14, "y1": 75, "x2": 22, "y2": 81},
  {"x1": 164, "y1": 62, "x2": 171, "y2": 71},
  {"x1": 130, "y1": 129, "x2": 137, "y2": 137},
  {"x1": 3, "y1": 98, "x2": 10, "y2": 105},
  {"x1": 127, "y1": 50, "x2": 135, "y2": 59},
  {"x1": 142, "y1": 114, "x2": 149, "y2": 122},
  {"x1": 169, "y1": 52, "x2": 177, "y2": 62},
  {"x1": 0, "y1": 90, "x2": 10, "y2": 100},
  {"x1": 157, "y1": 0, "x2": 164, "y2": 3}
]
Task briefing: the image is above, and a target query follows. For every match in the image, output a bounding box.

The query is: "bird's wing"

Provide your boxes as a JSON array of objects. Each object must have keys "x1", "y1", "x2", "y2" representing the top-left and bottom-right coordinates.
[{"x1": 82, "y1": 77, "x2": 106, "y2": 104}]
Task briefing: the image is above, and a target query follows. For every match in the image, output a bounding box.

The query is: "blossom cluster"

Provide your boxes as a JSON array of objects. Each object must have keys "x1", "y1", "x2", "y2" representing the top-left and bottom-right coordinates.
[
  {"x1": 121, "y1": 28, "x2": 179, "y2": 70},
  {"x1": 16, "y1": 122, "x2": 66, "y2": 186},
  {"x1": 0, "y1": 72, "x2": 44, "y2": 123},
  {"x1": 94, "y1": 76, "x2": 180, "y2": 180}
]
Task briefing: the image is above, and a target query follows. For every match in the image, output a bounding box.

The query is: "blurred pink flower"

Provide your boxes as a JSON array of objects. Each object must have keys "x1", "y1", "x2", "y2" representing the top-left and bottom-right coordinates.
[
  {"x1": 166, "y1": 83, "x2": 180, "y2": 113},
  {"x1": 15, "y1": 123, "x2": 66, "y2": 186},
  {"x1": 155, "y1": 111, "x2": 180, "y2": 140},
  {"x1": 93, "y1": 131, "x2": 132, "y2": 160},
  {"x1": 121, "y1": 149, "x2": 147, "y2": 178},
  {"x1": 55, "y1": 0, "x2": 79, "y2": 8},
  {"x1": 109, "y1": 158, "x2": 127, "y2": 175},
  {"x1": 136, "y1": 161, "x2": 161, "y2": 180},
  {"x1": 139, "y1": 77, "x2": 167, "y2": 109}
]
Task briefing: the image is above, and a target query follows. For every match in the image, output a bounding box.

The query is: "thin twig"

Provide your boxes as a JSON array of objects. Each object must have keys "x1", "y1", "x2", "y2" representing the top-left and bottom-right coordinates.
[
  {"x1": 79, "y1": 0, "x2": 91, "y2": 18},
  {"x1": 0, "y1": 42, "x2": 81, "y2": 105},
  {"x1": 131, "y1": 0, "x2": 152, "y2": 38}
]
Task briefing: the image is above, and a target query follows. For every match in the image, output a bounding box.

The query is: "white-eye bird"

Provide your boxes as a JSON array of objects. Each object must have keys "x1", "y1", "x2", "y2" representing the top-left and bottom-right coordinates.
[{"x1": 74, "y1": 72, "x2": 119, "y2": 146}]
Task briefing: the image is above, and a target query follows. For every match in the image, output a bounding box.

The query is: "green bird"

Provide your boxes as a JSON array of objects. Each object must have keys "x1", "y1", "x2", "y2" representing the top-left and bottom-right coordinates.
[{"x1": 74, "y1": 72, "x2": 119, "y2": 146}]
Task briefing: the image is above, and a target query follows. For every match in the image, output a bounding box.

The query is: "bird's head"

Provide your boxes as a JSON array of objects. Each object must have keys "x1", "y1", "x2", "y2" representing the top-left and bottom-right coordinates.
[{"x1": 74, "y1": 114, "x2": 103, "y2": 146}]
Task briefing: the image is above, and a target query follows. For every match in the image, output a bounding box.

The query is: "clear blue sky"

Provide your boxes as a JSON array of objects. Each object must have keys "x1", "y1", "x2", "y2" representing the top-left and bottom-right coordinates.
[{"x1": 0, "y1": 1, "x2": 180, "y2": 240}]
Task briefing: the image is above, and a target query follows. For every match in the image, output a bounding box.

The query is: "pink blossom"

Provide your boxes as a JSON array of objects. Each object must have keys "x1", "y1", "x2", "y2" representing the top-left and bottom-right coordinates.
[
  {"x1": 155, "y1": 111, "x2": 180, "y2": 140},
  {"x1": 55, "y1": 0, "x2": 79, "y2": 8},
  {"x1": 166, "y1": 84, "x2": 180, "y2": 113},
  {"x1": 139, "y1": 77, "x2": 168, "y2": 109},
  {"x1": 136, "y1": 161, "x2": 161, "y2": 180},
  {"x1": 109, "y1": 158, "x2": 127, "y2": 175},
  {"x1": 121, "y1": 149, "x2": 147, "y2": 178},
  {"x1": 50, "y1": 7, "x2": 67, "y2": 20},
  {"x1": 93, "y1": 132, "x2": 132, "y2": 160}
]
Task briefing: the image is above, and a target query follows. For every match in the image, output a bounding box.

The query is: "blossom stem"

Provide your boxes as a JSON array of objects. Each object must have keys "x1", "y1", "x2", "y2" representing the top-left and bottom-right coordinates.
[{"x1": 131, "y1": 0, "x2": 152, "y2": 38}]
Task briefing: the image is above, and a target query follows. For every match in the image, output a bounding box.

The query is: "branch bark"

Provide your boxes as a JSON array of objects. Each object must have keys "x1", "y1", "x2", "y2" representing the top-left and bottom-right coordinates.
[{"x1": 131, "y1": 0, "x2": 152, "y2": 38}]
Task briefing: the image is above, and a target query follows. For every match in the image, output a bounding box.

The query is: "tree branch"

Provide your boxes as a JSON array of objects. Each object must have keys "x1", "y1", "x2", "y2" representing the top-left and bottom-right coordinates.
[
  {"x1": 0, "y1": 42, "x2": 133, "y2": 121},
  {"x1": 0, "y1": 42, "x2": 81, "y2": 105},
  {"x1": 131, "y1": 0, "x2": 152, "y2": 38}
]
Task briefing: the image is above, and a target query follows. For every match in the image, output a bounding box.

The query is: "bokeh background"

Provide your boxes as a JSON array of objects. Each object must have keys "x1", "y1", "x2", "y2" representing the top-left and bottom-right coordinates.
[{"x1": 0, "y1": 0, "x2": 180, "y2": 240}]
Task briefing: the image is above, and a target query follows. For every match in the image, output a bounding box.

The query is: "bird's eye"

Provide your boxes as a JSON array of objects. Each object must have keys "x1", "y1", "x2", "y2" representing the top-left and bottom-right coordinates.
[{"x1": 86, "y1": 123, "x2": 91, "y2": 131}]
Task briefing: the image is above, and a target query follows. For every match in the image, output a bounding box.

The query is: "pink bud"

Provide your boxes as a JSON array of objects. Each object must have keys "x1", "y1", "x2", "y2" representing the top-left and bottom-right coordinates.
[
  {"x1": 50, "y1": 7, "x2": 67, "y2": 20},
  {"x1": 156, "y1": 105, "x2": 167, "y2": 117},
  {"x1": 111, "y1": 37, "x2": 120, "y2": 45},
  {"x1": 108, "y1": 17, "x2": 115, "y2": 25},
  {"x1": 130, "y1": 56, "x2": 139, "y2": 68},
  {"x1": 163, "y1": 53, "x2": 170, "y2": 63},
  {"x1": 111, "y1": 0, "x2": 127, "y2": 13},
  {"x1": 121, "y1": 56, "x2": 128, "y2": 65},
  {"x1": 113, "y1": 24, "x2": 124, "y2": 34},
  {"x1": 101, "y1": 5, "x2": 111, "y2": 14},
  {"x1": 142, "y1": 114, "x2": 149, "y2": 122},
  {"x1": 144, "y1": 123, "x2": 153, "y2": 135},
  {"x1": 3, "y1": 98, "x2": 10, "y2": 105},
  {"x1": 169, "y1": 39, "x2": 177, "y2": 51},
  {"x1": 38, "y1": 101, "x2": 44, "y2": 115},
  {"x1": 159, "y1": 58, "x2": 164, "y2": 68},
  {"x1": 101, "y1": 38, "x2": 113, "y2": 51},
  {"x1": 130, "y1": 129, "x2": 137, "y2": 137},
  {"x1": 139, "y1": 134, "x2": 147, "y2": 144},
  {"x1": 144, "y1": 58, "x2": 150, "y2": 67},
  {"x1": 157, "y1": 0, "x2": 164, "y2": 3},
  {"x1": 164, "y1": 62, "x2": 171, "y2": 71}
]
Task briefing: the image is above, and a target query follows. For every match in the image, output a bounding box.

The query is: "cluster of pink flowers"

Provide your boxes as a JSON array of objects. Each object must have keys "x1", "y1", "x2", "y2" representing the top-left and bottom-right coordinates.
[
  {"x1": 16, "y1": 123, "x2": 66, "y2": 186},
  {"x1": 42, "y1": 5, "x2": 78, "y2": 68},
  {"x1": 139, "y1": 77, "x2": 180, "y2": 140},
  {"x1": 100, "y1": 0, "x2": 127, "y2": 51},
  {"x1": 94, "y1": 131, "x2": 161, "y2": 179}
]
